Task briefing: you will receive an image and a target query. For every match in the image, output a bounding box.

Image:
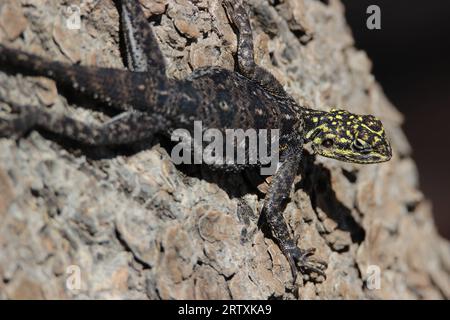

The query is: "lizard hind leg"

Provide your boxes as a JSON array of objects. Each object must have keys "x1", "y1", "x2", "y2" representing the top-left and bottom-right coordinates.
[{"x1": 222, "y1": 0, "x2": 286, "y2": 96}]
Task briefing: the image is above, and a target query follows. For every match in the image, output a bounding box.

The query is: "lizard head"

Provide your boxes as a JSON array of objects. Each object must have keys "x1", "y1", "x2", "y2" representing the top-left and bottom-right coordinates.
[{"x1": 305, "y1": 109, "x2": 392, "y2": 164}]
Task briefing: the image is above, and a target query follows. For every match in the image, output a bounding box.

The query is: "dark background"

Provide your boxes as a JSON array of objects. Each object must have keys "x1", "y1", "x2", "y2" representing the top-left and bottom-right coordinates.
[{"x1": 341, "y1": 0, "x2": 450, "y2": 239}]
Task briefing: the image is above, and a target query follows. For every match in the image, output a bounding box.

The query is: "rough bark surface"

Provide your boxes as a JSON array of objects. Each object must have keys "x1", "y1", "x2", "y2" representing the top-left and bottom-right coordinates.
[{"x1": 0, "y1": 0, "x2": 449, "y2": 299}]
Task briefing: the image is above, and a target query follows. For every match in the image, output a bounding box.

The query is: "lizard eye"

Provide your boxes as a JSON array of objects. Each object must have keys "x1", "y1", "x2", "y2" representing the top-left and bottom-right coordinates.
[
  {"x1": 352, "y1": 139, "x2": 370, "y2": 152},
  {"x1": 321, "y1": 139, "x2": 334, "y2": 148}
]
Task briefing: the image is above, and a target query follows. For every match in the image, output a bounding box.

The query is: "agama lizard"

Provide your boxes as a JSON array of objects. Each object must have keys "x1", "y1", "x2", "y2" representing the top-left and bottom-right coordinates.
[{"x1": 0, "y1": 0, "x2": 392, "y2": 282}]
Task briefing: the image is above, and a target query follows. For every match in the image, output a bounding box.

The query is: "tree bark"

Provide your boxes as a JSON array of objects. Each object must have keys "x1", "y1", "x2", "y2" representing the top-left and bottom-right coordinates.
[{"x1": 0, "y1": 0, "x2": 448, "y2": 299}]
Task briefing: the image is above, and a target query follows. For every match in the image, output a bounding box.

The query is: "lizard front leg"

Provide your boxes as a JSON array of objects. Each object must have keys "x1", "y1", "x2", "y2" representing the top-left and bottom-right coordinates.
[
  {"x1": 263, "y1": 149, "x2": 327, "y2": 282},
  {"x1": 222, "y1": 0, "x2": 286, "y2": 96},
  {"x1": 0, "y1": 99, "x2": 169, "y2": 145}
]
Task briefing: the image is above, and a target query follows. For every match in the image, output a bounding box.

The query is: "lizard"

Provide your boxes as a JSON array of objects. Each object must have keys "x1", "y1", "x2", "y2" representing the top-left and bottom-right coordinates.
[{"x1": 0, "y1": 0, "x2": 392, "y2": 282}]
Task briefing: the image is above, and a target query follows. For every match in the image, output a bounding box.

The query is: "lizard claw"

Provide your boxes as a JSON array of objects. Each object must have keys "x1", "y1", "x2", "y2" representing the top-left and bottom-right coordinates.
[
  {"x1": 284, "y1": 246, "x2": 328, "y2": 283},
  {"x1": 0, "y1": 96, "x2": 28, "y2": 113}
]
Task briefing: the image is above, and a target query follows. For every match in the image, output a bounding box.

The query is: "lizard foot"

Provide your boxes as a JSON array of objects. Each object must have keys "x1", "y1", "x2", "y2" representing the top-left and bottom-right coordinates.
[{"x1": 284, "y1": 246, "x2": 328, "y2": 283}]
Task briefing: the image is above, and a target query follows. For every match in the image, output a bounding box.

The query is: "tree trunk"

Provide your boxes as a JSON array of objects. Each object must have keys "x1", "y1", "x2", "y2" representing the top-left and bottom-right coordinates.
[{"x1": 0, "y1": 0, "x2": 448, "y2": 299}]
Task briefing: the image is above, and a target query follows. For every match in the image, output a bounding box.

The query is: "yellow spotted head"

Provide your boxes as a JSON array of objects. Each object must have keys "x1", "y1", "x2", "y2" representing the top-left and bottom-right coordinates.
[{"x1": 304, "y1": 108, "x2": 392, "y2": 164}]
